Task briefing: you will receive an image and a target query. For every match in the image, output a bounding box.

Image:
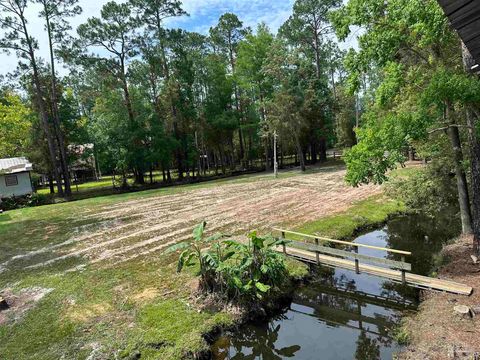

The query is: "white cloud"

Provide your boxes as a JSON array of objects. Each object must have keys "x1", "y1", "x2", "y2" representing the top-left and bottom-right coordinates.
[
  {"x1": 0, "y1": 0, "x2": 357, "y2": 76},
  {"x1": 165, "y1": 0, "x2": 294, "y2": 33}
]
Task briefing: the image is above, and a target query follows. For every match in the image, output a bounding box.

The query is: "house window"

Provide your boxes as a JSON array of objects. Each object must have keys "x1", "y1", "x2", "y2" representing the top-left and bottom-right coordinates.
[{"x1": 5, "y1": 174, "x2": 18, "y2": 187}]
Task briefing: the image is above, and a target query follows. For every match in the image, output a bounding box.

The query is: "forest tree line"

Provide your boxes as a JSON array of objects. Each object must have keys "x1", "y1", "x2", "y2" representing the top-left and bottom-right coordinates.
[{"x1": 0, "y1": 0, "x2": 355, "y2": 196}]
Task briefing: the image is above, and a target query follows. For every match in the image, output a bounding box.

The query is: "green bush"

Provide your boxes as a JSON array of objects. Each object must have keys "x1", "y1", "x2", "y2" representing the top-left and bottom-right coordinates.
[
  {"x1": 168, "y1": 222, "x2": 289, "y2": 303},
  {"x1": 385, "y1": 161, "x2": 458, "y2": 216},
  {"x1": 0, "y1": 193, "x2": 53, "y2": 211}
]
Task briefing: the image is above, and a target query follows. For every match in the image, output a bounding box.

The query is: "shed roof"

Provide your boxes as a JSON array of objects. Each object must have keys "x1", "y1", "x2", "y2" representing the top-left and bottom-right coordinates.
[
  {"x1": 437, "y1": 0, "x2": 480, "y2": 71},
  {"x1": 0, "y1": 157, "x2": 33, "y2": 174}
]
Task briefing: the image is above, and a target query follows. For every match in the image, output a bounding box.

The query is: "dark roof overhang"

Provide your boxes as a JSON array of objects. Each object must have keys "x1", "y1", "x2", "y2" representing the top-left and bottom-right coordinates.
[{"x1": 437, "y1": 0, "x2": 480, "y2": 72}]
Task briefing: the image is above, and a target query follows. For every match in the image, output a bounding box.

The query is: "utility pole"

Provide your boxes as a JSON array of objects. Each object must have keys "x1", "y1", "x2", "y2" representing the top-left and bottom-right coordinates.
[
  {"x1": 355, "y1": 92, "x2": 360, "y2": 129},
  {"x1": 274, "y1": 130, "x2": 278, "y2": 178}
]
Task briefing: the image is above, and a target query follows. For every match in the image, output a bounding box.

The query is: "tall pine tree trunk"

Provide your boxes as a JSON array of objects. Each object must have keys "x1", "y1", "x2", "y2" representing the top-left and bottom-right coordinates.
[
  {"x1": 319, "y1": 137, "x2": 327, "y2": 162},
  {"x1": 446, "y1": 102, "x2": 473, "y2": 234},
  {"x1": 153, "y1": 17, "x2": 184, "y2": 181},
  {"x1": 20, "y1": 15, "x2": 64, "y2": 196},
  {"x1": 45, "y1": 11, "x2": 71, "y2": 197},
  {"x1": 462, "y1": 42, "x2": 480, "y2": 254},
  {"x1": 264, "y1": 138, "x2": 270, "y2": 171},
  {"x1": 48, "y1": 173, "x2": 54, "y2": 194},
  {"x1": 466, "y1": 108, "x2": 480, "y2": 249},
  {"x1": 295, "y1": 134, "x2": 306, "y2": 172},
  {"x1": 120, "y1": 58, "x2": 144, "y2": 185}
]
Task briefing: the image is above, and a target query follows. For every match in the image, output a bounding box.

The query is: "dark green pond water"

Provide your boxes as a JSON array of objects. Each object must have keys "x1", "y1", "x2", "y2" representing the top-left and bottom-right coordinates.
[{"x1": 211, "y1": 213, "x2": 461, "y2": 360}]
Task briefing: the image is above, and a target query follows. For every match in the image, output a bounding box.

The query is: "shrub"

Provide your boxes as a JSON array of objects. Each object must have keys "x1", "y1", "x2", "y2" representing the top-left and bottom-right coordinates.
[
  {"x1": 168, "y1": 222, "x2": 289, "y2": 303},
  {"x1": 219, "y1": 231, "x2": 288, "y2": 301},
  {"x1": 385, "y1": 161, "x2": 458, "y2": 216},
  {"x1": 0, "y1": 193, "x2": 52, "y2": 211}
]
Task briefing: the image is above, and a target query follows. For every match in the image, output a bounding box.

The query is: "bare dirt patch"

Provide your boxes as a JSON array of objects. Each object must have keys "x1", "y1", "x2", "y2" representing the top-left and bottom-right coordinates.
[
  {"x1": 131, "y1": 288, "x2": 161, "y2": 304},
  {"x1": 66, "y1": 302, "x2": 113, "y2": 323},
  {"x1": 0, "y1": 287, "x2": 53, "y2": 325},
  {"x1": 400, "y1": 235, "x2": 480, "y2": 360}
]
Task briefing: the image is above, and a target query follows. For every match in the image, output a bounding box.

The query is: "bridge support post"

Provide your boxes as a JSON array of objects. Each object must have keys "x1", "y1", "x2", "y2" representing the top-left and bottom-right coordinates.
[
  {"x1": 354, "y1": 247, "x2": 360, "y2": 274},
  {"x1": 315, "y1": 238, "x2": 320, "y2": 265},
  {"x1": 281, "y1": 231, "x2": 286, "y2": 254},
  {"x1": 401, "y1": 255, "x2": 406, "y2": 285}
]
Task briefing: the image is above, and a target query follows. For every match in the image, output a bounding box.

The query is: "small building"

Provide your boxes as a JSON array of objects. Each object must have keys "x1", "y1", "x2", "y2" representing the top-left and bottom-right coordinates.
[
  {"x1": 68, "y1": 144, "x2": 99, "y2": 182},
  {"x1": 0, "y1": 157, "x2": 33, "y2": 199}
]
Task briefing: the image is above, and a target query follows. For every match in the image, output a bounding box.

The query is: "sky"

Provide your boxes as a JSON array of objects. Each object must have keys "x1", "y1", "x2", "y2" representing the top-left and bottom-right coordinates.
[{"x1": 0, "y1": 0, "x2": 357, "y2": 76}]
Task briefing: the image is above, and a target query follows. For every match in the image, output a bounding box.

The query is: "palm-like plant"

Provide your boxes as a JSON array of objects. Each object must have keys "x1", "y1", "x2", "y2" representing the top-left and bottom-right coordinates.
[
  {"x1": 167, "y1": 221, "x2": 229, "y2": 290},
  {"x1": 223, "y1": 231, "x2": 289, "y2": 300},
  {"x1": 169, "y1": 222, "x2": 290, "y2": 302}
]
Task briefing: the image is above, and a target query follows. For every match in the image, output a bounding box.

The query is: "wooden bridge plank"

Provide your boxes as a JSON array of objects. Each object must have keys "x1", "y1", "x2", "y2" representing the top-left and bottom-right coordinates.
[
  {"x1": 288, "y1": 239, "x2": 412, "y2": 271},
  {"x1": 279, "y1": 246, "x2": 473, "y2": 296},
  {"x1": 274, "y1": 228, "x2": 412, "y2": 256}
]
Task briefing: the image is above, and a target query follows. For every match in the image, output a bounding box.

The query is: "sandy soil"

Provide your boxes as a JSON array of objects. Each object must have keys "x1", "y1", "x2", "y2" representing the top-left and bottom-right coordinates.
[
  {"x1": 400, "y1": 235, "x2": 480, "y2": 360},
  {"x1": 3, "y1": 165, "x2": 380, "y2": 271},
  {"x1": 0, "y1": 287, "x2": 53, "y2": 325}
]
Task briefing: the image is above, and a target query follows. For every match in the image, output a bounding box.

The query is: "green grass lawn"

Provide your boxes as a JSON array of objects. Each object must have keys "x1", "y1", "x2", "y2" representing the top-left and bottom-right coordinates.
[
  {"x1": 37, "y1": 176, "x2": 126, "y2": 195},
  {"x1": 294, "y1": 194, "x2": 405, "y2": 240},
  {"x1": 0, "y1": 161, "x2": 403, "y2": 359}
]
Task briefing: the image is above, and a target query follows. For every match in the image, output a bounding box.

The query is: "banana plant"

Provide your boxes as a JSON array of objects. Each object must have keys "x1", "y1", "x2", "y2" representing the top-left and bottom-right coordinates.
[
  {"x1": 166, "y1": 221, "x2": 230, "y2": 287},
  {"x1": 168, "y1": 222, "x2": 291, "y2": 301},
  {"x1": 223, "y1": 231, "x2": 291, "y2": 299}
]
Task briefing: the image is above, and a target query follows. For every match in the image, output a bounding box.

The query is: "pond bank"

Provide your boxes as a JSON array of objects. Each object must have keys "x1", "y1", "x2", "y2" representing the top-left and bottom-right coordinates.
[
  {"x1": 293, "y1": 194, "x2": 405, "y2": 240},
  {"x1": 206, "y1": 201, "x2": 464, "y2": 359},
  {"x1": 200, "y1": 195, "x2": 408, "y2": 359},
  {"x1": 196, "y1": 259, "x2": 310, "y2": 360},
  {"x1": 399, "y1": 235, "x2": 480, "y2": 360}
]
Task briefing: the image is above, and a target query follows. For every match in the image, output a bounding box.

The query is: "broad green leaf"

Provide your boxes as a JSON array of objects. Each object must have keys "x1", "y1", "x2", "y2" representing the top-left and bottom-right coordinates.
[
  {"x1": 271, "y1": 238, "x2": 292, "y2": 247},
  {"x1": 205, "y1": 233, "x2": 225, "y2": 243},
  {"x1": 165, "y1": 242, "x2": 190, "y2": 254},
  {"x1": 255, "y1": 282, "x2": 271, "y2": 293},
  {"x1": 260, "y1": 264, "x2": 269, "y2": 274},
  {"x1": 243, "y1": 280, "x2": 253, "y2": 291},
  {"x1": 250, "y1": 232, "x2": 265, "y2": 250},
  {"x1": 233, "y1": 276, "x2": 243, "y2": 288},
  {"x1": 222, "y1": 251, "x2": 236, "y2": 261},
  {"x1": 202, "y1": 252, "x2": 217, "y2": 267},
  {"x1": 177, "y1": 249, "x2": 190, "y2": 273},
  {"x1": 184, "y1": 252, "x2": 196, "y2": 267},
  {"x1": 193, "y1": 221, "x2": 206, "y2": 242}
]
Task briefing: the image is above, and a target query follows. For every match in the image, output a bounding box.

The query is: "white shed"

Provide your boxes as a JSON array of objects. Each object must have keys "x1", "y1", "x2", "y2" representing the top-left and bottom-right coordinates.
[{"x1": 0, "y1": 157, "x2": 33, "y2": 199}]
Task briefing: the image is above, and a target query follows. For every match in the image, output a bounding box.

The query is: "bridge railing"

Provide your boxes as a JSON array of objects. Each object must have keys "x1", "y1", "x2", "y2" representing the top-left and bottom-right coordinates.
[{"x1": 273, "y1": 228, "x2": 412, "y2": 284}]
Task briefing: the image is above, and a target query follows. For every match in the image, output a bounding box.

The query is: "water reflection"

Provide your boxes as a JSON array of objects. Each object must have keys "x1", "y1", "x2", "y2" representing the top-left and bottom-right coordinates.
[
  {"x1": 213, "y1": 317, "x2": 301, "y2": 360},
  {"x1": 212, "y1": 212, "x2": 460, "y2": 359},
  {"x1": 212, "y1": 279, "x2": 403, "y2": 360}
]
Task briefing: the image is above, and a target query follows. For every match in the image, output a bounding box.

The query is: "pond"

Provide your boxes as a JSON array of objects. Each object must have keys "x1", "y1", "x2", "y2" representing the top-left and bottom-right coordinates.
[{"x1": 211, "y1": 212, "x2": 461, "y2": 360}]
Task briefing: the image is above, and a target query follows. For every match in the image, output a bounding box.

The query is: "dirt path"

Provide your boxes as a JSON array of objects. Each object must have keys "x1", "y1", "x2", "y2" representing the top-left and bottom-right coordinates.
[
  {"x1": 5, "y1": 165, "x2": 381, "y2": 271},
  {"x1": 400, "y1": 235, "x2": 480, "y2": 360}
]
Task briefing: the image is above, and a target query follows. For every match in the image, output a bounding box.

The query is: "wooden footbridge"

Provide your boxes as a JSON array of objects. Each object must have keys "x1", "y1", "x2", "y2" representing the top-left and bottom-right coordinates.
[{"x1": 274, "y1": 229, "x2": 473, "y2": 296}]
